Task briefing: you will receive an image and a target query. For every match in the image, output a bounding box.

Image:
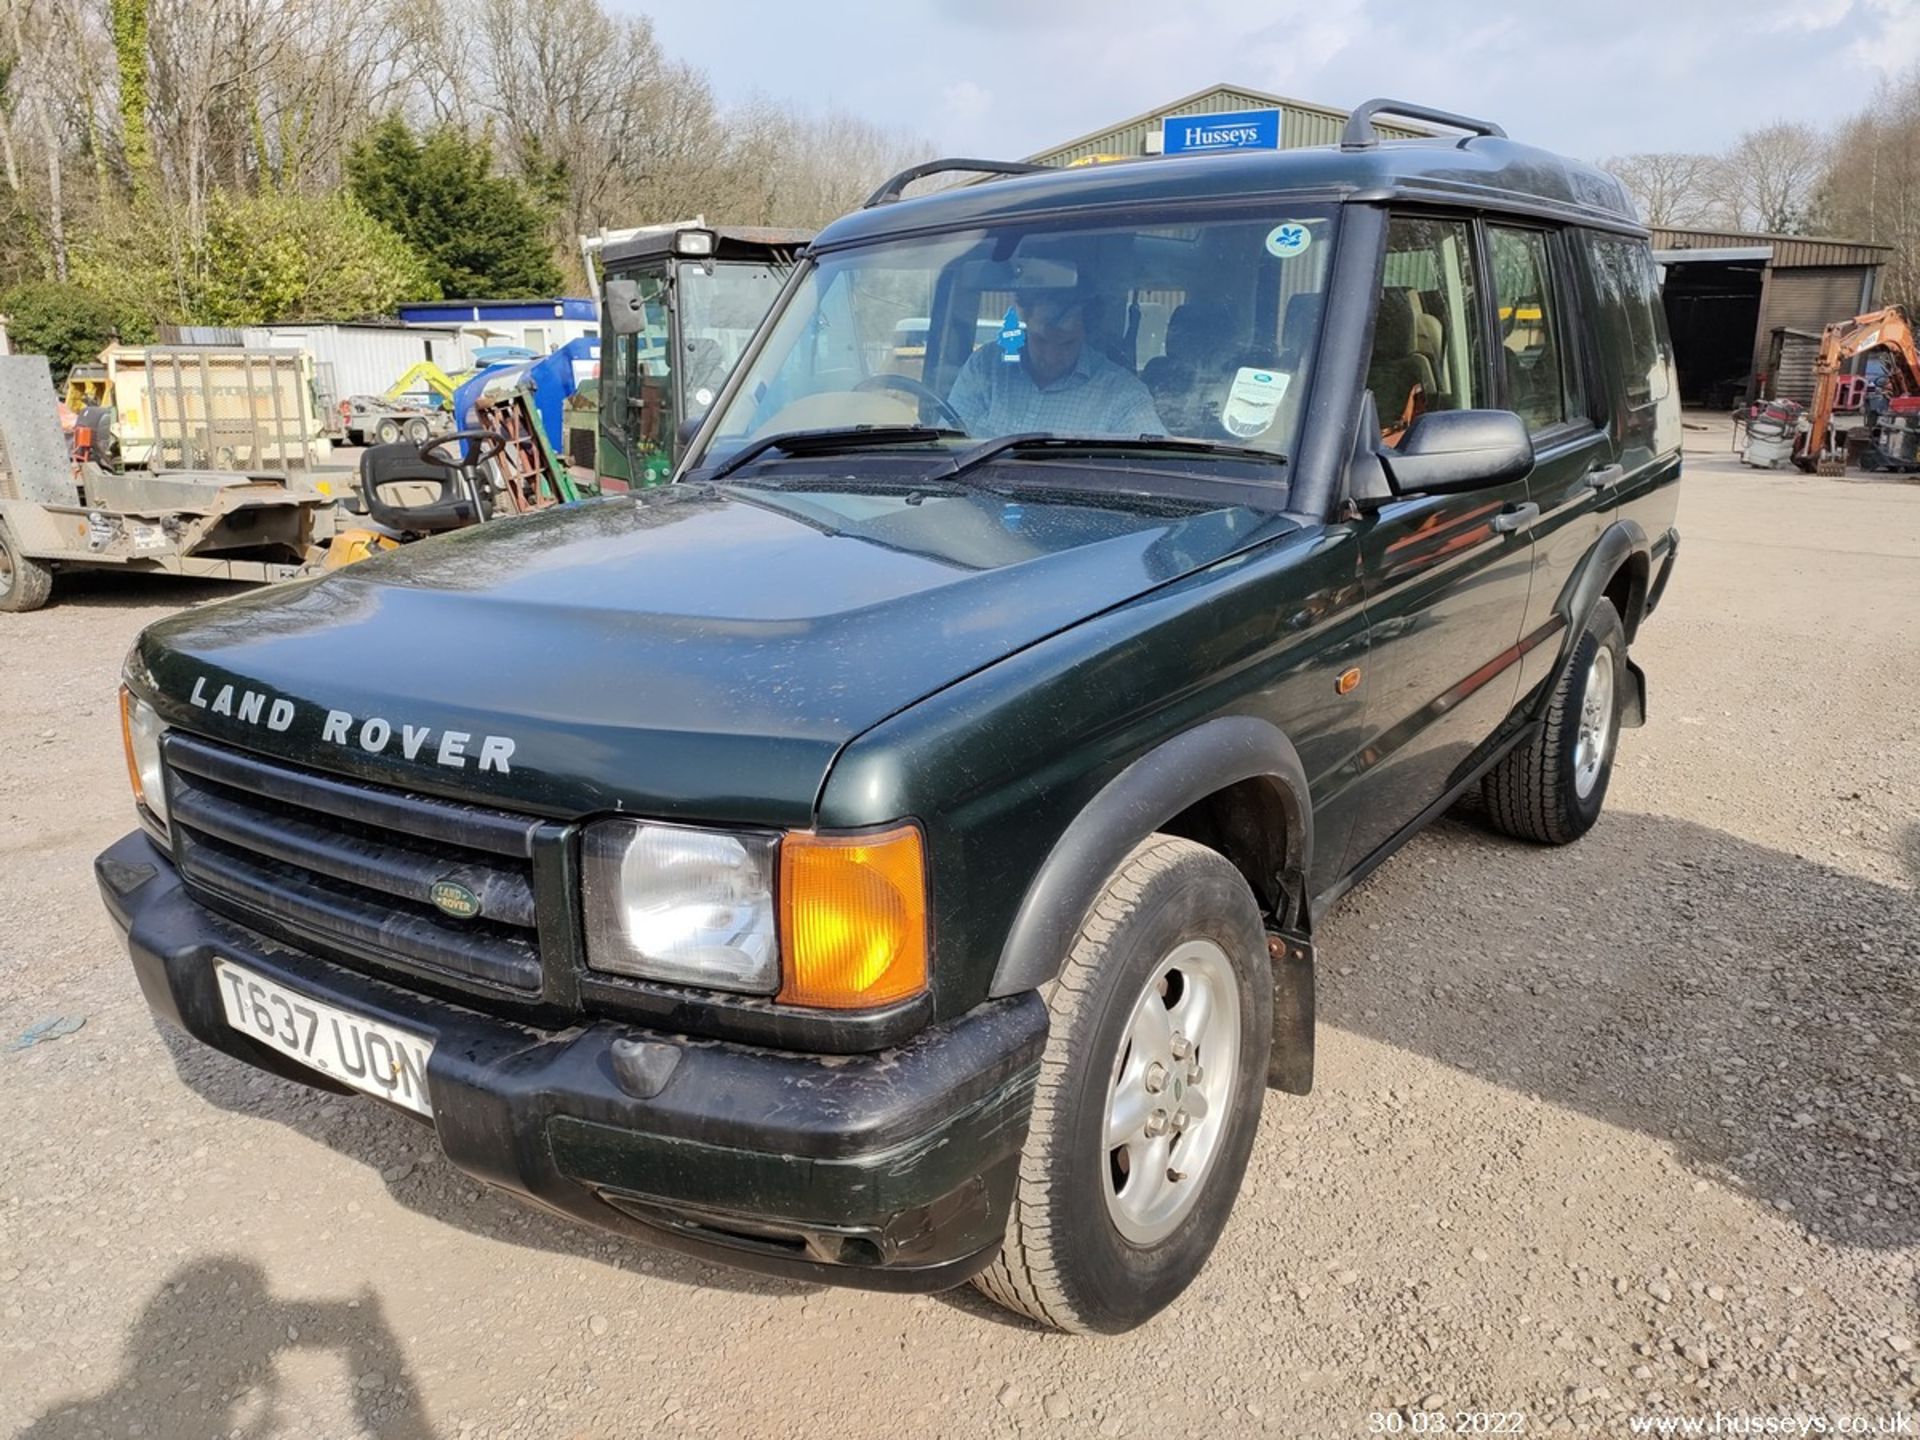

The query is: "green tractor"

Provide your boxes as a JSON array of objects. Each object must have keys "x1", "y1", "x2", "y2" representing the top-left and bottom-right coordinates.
[{"x1": 588, "y1": 224, "x2": 811, "y2": 486}]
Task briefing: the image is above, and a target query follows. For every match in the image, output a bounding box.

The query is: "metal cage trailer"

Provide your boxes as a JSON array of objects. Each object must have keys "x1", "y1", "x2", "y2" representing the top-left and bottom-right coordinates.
[{"x1": 0, "y1": 355, "x2": 331, "y2": 613}]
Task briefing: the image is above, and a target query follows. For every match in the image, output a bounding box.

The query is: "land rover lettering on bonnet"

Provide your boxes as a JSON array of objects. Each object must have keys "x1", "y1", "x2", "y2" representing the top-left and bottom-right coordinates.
[
  {"x1": 184, "y1": 675, "x2": 518, "y2": 773},
  {"x1": 98, "y1": 98, "x2": 1680, "y2": 1335}
]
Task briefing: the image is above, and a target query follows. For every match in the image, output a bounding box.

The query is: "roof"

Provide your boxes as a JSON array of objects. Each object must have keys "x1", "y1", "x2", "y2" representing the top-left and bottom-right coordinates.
[
  {"x1": 396, "y1": 298, "x2": 596, "y2": 322},
  {"x1": 815, "y1": 136, "x2": 1641, "y2": 252},
  {"x1": 1027, "y1": 83, "x2": 1429, "y2": 165},
  {"x1": 1649, "y1": 226, "x2": 1890, "y2": 270},
  {"x1": 601, "y1": 225, "x2": 814, "y2": 268}
]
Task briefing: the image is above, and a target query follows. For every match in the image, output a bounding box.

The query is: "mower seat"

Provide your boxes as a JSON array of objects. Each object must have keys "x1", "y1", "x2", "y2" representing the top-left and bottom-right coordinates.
[{"x1": 357, "y1": 442, "x2": 483, "y2": 537}]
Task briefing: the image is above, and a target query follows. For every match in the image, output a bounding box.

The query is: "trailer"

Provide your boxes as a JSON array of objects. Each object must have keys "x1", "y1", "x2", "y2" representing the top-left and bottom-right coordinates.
[
  {"x1": 0, "y1": 355, "x2": 329, "y2": 612},
  {"x1": 100, "y1": 344, "x2": 333, "y2": 471}
]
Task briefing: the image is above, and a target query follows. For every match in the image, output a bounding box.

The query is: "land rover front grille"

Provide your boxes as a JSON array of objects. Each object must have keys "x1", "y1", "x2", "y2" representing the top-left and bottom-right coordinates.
[{"x1": 163, "y1": 731, "x2": 547, "y2": 994}]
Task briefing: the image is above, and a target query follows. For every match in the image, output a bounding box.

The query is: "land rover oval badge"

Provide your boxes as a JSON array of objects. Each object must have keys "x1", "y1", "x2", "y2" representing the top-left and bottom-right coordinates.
[{"x1": 430, "y1": 879, "x2": 481, "y2": 920}]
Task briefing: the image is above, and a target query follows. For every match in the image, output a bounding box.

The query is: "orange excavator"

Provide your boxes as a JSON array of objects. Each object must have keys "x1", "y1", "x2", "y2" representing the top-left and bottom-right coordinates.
[{"x1": 1795, "y1": 306, "x2": 1920, "y2": 474}]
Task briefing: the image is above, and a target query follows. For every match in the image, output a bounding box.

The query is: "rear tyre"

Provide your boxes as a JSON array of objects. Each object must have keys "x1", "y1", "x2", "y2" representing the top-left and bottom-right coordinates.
[
  {"x1": 403, "y1": 416, "x2": 431, "y2": 445},
  {"x1": 374, "y1": 417, "x2": 402, "y2": 446},
  {"x1": 1480, "y1": 597, "x2": 1626, "y2": 844},
  {"x1": 0, "y1": 524, "x2": 54, "y2": 612},
  {"x1": 973, "y1": 836, "x2": 1271, "y2": 1333}
]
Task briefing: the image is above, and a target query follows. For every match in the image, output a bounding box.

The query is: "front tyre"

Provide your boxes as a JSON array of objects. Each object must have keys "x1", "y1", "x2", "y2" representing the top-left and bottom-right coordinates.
[
  {"x1": 1481, "y1": 597, "x2": 1627, "y2": 844},
  {"x1": 0, "y1": 523, "x2": 54, "y2": 612},
  {"x1": 974, "y1": 836, "x2": 1271, "y2": 1333}
]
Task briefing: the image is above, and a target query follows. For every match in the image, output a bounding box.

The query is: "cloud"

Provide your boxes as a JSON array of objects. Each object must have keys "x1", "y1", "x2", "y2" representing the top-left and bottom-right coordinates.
[
  {"x1": 942, "y1": 80, "x2": 994, "y2": 126},
  {"x1": 629, "y1": 0, "x2": 1916, "y2": 170}
]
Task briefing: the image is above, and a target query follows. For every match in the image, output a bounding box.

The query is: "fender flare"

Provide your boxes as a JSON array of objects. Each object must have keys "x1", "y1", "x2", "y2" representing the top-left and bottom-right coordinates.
[
  {"x1": 988, "y1": 716, "x2": 1313, "y2": 997},
  {"x1": 1535, "y1": 517, "x2": 1651, "y2": 727},
  {"x1": 1559, "y1": 517, "x2": 1650, "y2": 643}
]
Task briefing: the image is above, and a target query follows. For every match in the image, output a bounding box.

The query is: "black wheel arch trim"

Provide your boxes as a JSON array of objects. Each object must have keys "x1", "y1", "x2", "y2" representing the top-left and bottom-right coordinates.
[
  {"x1": 1560, "y1": 518, "x2": 1650, "y2": 641},
  {"x1": 1537, "y1": 520, "x2": 1650, "y2": 729},
  {"x1": 988, "y1": 716, "x2": 1313, "y2": 997}
]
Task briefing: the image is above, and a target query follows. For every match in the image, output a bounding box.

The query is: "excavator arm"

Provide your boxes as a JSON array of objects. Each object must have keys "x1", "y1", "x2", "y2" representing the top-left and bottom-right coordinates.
[
  {"x1": 383, "y1": 362, "x2": 463, "y2": 406},
  {"x1": 1798, "y1": 307, "x2": 1920, "y2": 471}
]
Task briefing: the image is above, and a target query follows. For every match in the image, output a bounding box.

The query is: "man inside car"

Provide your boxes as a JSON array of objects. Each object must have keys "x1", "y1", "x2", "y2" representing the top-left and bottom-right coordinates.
[{"x1": 947, "y1": 287, "x2": 1165, "y2": 439}]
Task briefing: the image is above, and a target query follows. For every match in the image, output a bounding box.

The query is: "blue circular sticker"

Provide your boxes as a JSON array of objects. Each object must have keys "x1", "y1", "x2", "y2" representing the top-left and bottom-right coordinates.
[{"x1": 1265, "y1": 223, "x2": 1311, "y2": 259}]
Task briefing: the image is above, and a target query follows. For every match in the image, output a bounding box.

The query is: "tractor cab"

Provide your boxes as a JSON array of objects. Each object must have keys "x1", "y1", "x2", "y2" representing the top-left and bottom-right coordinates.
[{"x1": 595, "y1": 225, "x2": 810, "y2": 486}]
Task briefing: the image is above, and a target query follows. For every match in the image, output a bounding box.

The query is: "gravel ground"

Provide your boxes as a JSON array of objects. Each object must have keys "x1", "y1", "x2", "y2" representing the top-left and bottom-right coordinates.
[{"x1": 1, "y1": 419, "x2": 1915, "y2": 1438}]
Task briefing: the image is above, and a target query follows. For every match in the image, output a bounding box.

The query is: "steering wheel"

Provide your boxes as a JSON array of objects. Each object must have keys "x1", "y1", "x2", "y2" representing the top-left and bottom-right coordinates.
[
  {"x1": 418, "y1": 428, "x2": 508, "y2": 471},
  {"x1": 852, "y1": 373, "x2": 965, "y2": 431}
]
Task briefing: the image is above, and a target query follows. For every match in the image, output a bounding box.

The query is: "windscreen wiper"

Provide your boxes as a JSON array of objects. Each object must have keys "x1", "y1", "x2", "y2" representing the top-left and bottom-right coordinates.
[
  {"x1": 700, "y1": 425, "x2": 963, "y2": 483},
  {"x1": 934, "y1": 433, "x2": 1285, "y2": 485}
]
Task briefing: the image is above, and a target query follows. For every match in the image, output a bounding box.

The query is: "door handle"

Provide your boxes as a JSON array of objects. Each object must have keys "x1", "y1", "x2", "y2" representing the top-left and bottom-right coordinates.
[
  {"x1": 1586, "y1": 463, "x2": 1625, "y2": 490},
  {"x1": 1491, "y1": 502, "x2": 1540, "y2": 534}
]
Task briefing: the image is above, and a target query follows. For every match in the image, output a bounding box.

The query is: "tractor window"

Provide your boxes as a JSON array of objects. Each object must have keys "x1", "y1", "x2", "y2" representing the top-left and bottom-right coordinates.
[
  {"x1": 677, "y1": 261, "x2": 793, "y2": 422},
  {"x1": 605, "y1": 271, "x2": 676, "y2": 481},
  {"x1": 1489, "y1": 225, "x2": 1572, "y2": 433}
]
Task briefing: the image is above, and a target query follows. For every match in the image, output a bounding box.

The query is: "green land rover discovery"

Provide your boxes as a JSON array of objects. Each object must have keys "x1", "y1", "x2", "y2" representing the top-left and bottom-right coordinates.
[{"x1": 98, "y1": 100, "x2": 1680, "y2": 1333}]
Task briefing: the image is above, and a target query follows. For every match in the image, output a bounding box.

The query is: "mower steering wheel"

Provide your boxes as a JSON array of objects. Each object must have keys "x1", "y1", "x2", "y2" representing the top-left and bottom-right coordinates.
[
  {"x1": 418, "y1": 429, "x2": 507, "y2": 470},
  {"x1": 852, "y1": 373, "x2": 966, "y2": 430}
]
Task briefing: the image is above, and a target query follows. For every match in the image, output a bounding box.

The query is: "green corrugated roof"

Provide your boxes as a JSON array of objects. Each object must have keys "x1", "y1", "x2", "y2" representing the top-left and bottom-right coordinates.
[{"x1": 1027, "y1": 83, "x2": 1427, "y2": 166}]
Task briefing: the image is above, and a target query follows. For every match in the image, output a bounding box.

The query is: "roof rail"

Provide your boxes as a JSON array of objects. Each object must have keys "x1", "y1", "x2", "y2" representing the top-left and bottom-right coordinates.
[
  {"x1": 863, "y1": 158, "x2": 1052, "y2": 208},
  {"x1": 1341, "y1": 98, "x2": 1506, "y2": 151}
]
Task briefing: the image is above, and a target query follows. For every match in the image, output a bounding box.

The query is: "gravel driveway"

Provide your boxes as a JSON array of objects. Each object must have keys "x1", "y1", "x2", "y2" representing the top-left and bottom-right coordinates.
[{"x1": 2, "y1": 422, "x2": 1915, "y2": 1438}]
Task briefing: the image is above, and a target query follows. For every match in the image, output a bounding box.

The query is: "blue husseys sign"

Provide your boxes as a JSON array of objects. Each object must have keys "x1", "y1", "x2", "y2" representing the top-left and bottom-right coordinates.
[{"x1": 1161, "y1": 108, "x2": 1282, "y2": 155}]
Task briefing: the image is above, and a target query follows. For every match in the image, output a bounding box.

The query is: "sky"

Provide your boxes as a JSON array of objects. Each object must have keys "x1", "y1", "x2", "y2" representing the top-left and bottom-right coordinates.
[{"x1": 627, "y1": 0, "x2": 1920, "y2": 162}]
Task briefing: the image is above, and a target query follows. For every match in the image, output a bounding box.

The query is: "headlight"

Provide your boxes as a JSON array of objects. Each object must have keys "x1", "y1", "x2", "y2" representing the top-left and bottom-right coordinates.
[
  {"x1": 581, "y1": 820, "x2": 779, "y2": 992},
  {"x1": 118, "y1": 687, "x2": 168, "y2": 829}
]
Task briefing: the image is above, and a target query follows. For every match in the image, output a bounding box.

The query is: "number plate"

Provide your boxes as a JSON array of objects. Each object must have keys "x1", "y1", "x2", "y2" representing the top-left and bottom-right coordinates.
[{"x1": 213, "y1": 960, "x2": 435, "y2": 1118}]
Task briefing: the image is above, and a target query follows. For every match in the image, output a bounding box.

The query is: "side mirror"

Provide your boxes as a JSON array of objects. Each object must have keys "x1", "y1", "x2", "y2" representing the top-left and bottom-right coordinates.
[
  {"x1": 604, "y1": 277, "x2": 645, "y2": 336},
  {"x1": 1380, "y1": 409, "x2": 1534, "y2": 496},
  {"x1": 675, "y1": 414, "x2": 704, "y2": 450}
]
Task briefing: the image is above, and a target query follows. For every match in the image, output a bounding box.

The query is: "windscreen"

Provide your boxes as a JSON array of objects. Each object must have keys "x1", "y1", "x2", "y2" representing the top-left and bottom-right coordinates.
[{"x1": 694, "y1": 207, "x2": 1337, "y2": 467}]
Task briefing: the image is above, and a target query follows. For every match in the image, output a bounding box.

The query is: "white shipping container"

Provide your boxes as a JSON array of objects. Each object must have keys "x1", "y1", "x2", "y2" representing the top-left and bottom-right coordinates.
[{"x1": 238, "y1": 324, "x2": 467, "y2": 414}]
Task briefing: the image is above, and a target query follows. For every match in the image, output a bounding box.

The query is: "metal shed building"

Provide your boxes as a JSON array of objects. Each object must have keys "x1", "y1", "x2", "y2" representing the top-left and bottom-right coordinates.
[
  {"x1": 1650, "y1": 227, "x2": 1890, "y2": 406},
  {"x1": 1025, "y1": 83, "x2": 1426, "y2": 167}
]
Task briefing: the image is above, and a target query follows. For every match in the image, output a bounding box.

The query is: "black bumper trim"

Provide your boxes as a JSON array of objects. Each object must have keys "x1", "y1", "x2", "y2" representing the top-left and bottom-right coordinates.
[{"x1": 97, "y1": 830, "x2": 1046, "y2": 1291}]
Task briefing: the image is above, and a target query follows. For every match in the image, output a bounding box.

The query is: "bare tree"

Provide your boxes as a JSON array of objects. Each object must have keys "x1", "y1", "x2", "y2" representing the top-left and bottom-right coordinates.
[
  {"x1": 4, "y1": 0, "x2": 74, "y2": 278},
  {"x1": 1709, "y1": 122, "x2": 1829, "y2": 234},
  {"x1": 1819, "y1": 69, "x2": 1920, "y2": 309},
  {"x1": 1602, "y1": 151, "x2": 1719, "y2": 228}
]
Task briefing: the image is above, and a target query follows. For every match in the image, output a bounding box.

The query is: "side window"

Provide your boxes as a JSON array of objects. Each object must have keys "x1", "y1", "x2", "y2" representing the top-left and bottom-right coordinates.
[
  {"x1": 1583, "y1": 233, "x2": 1674, "y2": 409},
  {"x1": 1489, "y1": 226, "x2": 1573, "y2": 433},
  {"x1": 1372, "y1": 216, "x2": 1486, "y2": 444},
  {"x1": 606, "y1": 273, "x2": 675, "y2": 468}
]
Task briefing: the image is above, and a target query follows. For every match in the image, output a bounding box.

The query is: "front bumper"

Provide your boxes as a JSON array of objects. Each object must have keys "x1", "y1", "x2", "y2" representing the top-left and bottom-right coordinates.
[{"x1": 97, "y1": 831, "x2": 1046, "y2": 1291}]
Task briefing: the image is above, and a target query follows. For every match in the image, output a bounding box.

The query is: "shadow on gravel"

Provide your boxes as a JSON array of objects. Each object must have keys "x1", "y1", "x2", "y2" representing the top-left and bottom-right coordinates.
[
  {"x1": 36, "y1": 569, "x2": 251, "y2": 610},
  {"x1": 1322, "y1": 810, "x2": 1919, "y2": 1256},
  {"x1": 155, "y1": 1026, "x2": 817, "y2": 1299},
  {"x1": 20, "y1": 1255, "x2": 437, "y2": 1440}
]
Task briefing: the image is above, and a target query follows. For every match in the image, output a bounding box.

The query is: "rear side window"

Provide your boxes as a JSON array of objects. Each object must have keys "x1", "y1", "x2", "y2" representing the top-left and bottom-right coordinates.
[
  {"x1": 1489, "y1": 226, "x2": 1574, "y2": 433},
  {"x1": 1582, "y1": 233, "x2": 1674, "y2": 408},
  {"x1": 1370, "y1": 215, "x2": 1487, "y2": 444}
]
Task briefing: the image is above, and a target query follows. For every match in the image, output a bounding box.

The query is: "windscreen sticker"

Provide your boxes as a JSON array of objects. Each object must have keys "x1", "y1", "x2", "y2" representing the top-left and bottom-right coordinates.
[
  {"x1": 1220, "y1": 367, "x2": 1290, "y2": 438},
  {"x1": 1265, "y1": 222, "x2": 1312, "y2": 259}
]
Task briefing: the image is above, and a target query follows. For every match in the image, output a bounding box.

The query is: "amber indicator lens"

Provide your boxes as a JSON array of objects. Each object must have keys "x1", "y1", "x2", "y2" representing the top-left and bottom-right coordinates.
[
  {"x1": 1336, "y1": 667, "x2": 1362, "y2": 695},
  {"x1": 120, "y1": 686, "x2": 170, "y2": 826},
  {"x1": 119, "y1": 686, "x2": 144, "y2": 805},
  {"x1": 779, "y1": 824, "x2": 928, "y2": 1009}
]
